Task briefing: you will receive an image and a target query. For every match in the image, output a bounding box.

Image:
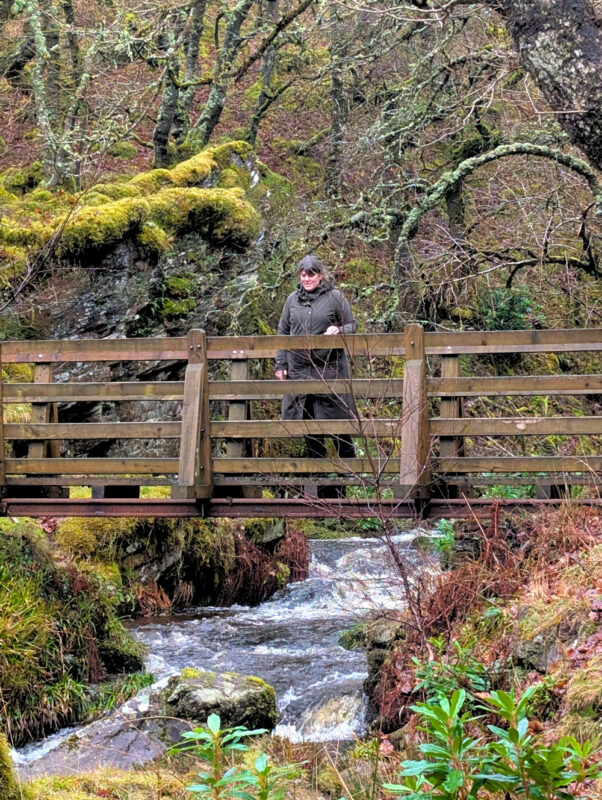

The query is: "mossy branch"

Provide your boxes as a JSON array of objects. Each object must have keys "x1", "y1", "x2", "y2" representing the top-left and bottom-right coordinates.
[{"x1": 398, "y1": 142, "x2": 602, "y2": 246}]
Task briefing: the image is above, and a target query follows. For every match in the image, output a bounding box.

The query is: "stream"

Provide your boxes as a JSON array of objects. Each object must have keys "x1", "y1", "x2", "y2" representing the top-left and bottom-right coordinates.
[
  {"x1": 132, "y1": 532, "x2": 416, "y2": 741},
  {"x1": 14, "y1": 531, "x2": 420, "y2": 772}
]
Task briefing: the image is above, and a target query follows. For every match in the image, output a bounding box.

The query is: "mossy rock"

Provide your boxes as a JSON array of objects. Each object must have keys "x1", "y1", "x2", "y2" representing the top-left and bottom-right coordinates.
[
  {"x1": 107, "y1": 141, "x2": 138, "y2": 159},
  {"x1": 1, "y1": 141, "x2": 262, "y2": 272},
  {"x1": 1, "y1": 161, "x2": 44, "y2": 194},
  {"x1": 159, "y1": 669, "x2": 277, "y2": 735},
  {"x1": 26, "y1": 768, "x2": 182, "y2": 800},
  {"x1": 339, "y1": 622, "x2": 366, "y2": 651}
]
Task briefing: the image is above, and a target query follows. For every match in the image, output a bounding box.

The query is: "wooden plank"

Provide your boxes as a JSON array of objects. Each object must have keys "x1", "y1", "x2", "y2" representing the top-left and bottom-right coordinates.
[
  {"x1": 425, "y1": 328, "x2": 602, "y2": 355},
  {"x1": 446, "y1": 475, "x2": 602, "y2": 486},
  {"x1": 5, "y1": 476, "x2": 176, "y2": 486},
  {"x1": 227, "y1": 359, "x2": 250, "y2": 458},
  {"x1": 4, "y1": 382, "x2": 184, "y2": 402},
  {"x1": 6, "y1": 458, "x2": 179, "y2": 474},
  {"x1": 428, "y1": 374, "x2": 602, "y2": 397},
  {"x1": 437, "y1": 456, "x2": 602, "y2": 473},
  {"x1": 431, "y1": 417, "x2": 602, "y2": 436},
  {"x1": 1, "y1": 337, "x2": 188, "y2": 363},
  {"x1": 212, "y1": 457, "x2": 399, "y2": 474},
  {"x1": 211, "y1": 419, "x2": 403, "y2": 437},
  {"x1": 207, "y1": 333, "x2": 406, "y2": 360},
  {"x1": 4, "y1": 422, "x2": 182, "y2": 439},
  {"x1": 226, "y1": 358, "x2": 261, "y2": 499},
  {"x1": 439, "y1": 355, "x2": 462, "y2": 460},
  {"x1": 2, "y1": 328, "x2": 601, "y2": 365},
  {"x1": 399, "y1": 325, "x2": 430, "y2": 495},
  {"x1": 209, "y1": 378, "x2": 404, "y2": 400},
  {"x1": 175, "y1": 330, "x2": 212, "y2": 499},
  {"x1": 28, "y1": 364, "x2": 56, "y2": 460}
]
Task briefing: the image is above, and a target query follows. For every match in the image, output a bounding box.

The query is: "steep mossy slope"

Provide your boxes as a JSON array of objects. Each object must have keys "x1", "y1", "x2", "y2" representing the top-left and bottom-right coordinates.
[
  {"x1": 0, "y1": 141, "x2": 261, "y2": 281},
  {"x1": 0, "y1": 519, "x2": 151, "y2": 747}
]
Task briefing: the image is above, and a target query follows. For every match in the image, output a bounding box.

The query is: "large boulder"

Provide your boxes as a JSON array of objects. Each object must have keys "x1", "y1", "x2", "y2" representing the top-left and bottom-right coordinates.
[{"x1": 17, "y1": 669, "x2": 277, "y2": 779}]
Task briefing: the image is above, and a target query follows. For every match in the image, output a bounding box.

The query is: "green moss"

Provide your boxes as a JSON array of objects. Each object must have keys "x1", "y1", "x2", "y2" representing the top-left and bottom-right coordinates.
[
  {"x1": 1, "y1": 161, "x2": 44, "y2": 194},
  {"x1": 161, "y1": 297, "x2": 195, "y2": 317},
  {"x1": 135, "y1": 222, "x2": 169, "y2": 258},
  {"x1": 1, "y1": 141, "x2": 262, "y2": 270},
  {"x1": 0, "y1": 732, "x2": 27, "y2": 800},
  {"x1": 107, "y1": 141, "x2": 138, "y2": 159},
  {"x1": 339, "y1": 622, "x2": 366, "y2": 651},
  {"x1": 97, "y1": 617, "x2": 146, "y2": 673},
  {"x1": 180, "y1": 667, "x2": 203, "y2": 679},
  {"x1": 26, "y1": 768, "x2": 183, "y2": 800},
  {"x1": 55, "y1": 517, "x2": 138, "y2": 560},
  {"x1": 58, "y1": 197, "x2": 150, "y2": 256},
  {"x1": 165, "y1": 275, "x2": 195, "y2": 296}
]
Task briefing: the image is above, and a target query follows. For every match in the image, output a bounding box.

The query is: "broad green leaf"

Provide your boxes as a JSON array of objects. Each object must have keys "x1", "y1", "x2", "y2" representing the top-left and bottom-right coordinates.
[
  {"x1": 255, "y1": 753, "x2": 268, "y2": 772},
  {"x1": 207, "y1": 713, "x2": 221, "y2": 734},
  {"x1": 443, "y1": 769, "x2": 464, "y2": 792}
]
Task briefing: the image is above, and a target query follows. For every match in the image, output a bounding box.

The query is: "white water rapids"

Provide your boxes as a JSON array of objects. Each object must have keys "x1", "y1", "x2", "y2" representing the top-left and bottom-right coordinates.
[{"x1": 14, "y1": 531, "x2": 421, "y2": 770}]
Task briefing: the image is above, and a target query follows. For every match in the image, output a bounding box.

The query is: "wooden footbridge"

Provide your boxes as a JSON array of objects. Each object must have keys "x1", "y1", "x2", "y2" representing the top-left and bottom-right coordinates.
[{"x1": 1, "y1": 325, "x2": 602, "y2": 520}]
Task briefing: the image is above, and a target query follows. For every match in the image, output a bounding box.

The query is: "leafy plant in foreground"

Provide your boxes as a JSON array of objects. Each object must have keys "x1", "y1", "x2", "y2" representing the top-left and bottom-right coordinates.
[
  {"x1": 171, "y1": 713, "x2": 299, "y2": 800},
  {"x1": 383, "y1": 687, "x2": 602, "y2": 800}
]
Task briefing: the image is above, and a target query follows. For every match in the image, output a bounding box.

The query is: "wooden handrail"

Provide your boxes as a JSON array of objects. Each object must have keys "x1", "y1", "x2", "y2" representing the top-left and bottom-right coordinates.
[
  {"x1": 1, "y1": 324, "x2": 602, "y2": 506},
  {"x1": 1, "y1": 328, "x2": 602, "y2": 363}
]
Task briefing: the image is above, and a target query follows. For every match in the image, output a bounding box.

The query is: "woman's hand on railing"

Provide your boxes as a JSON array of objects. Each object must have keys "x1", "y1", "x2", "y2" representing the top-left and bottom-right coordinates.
[
  {"x1": 275, "y1": 369, "x2": 287, "y2": 380},
  {"x1": 324, "y1": 326, "x2": 340, "y2": 335}
]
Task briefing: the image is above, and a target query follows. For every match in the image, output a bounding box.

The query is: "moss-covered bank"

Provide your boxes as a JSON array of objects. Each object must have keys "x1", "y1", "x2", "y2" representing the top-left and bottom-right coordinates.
[
  {"x1": 0, "y1": 519, "x2": 151, "y2": 747},
  {"x1": 0, "y1": 141, "x2": 261, "y2": 281},
  {"x1": 54, "y1": 516, "x2": 309, "y2": 614}
]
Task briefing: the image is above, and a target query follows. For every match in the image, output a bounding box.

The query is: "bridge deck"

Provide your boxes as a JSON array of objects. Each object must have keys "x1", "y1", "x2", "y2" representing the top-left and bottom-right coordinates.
[{"x1": 0, "y1": 325, "x2": 601, "y2": 519}]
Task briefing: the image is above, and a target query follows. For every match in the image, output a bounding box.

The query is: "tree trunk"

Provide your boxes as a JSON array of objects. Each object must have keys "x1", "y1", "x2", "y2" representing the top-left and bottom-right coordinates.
[
  {"x1": 325, "y1": 6, "x2": 347, "y2": 197},
  {"x1": 246, "y1": 0, "x2": 278, "y2": 147},
  {"x1": 194, "y1": 0, "x2": 255, "y2": 147},
  {"x1": 498, "y1": 0, "x2": 602, "y2": 170},
  {"x1": 173, "y1": 0, "x2": 207, "y2": 150}
]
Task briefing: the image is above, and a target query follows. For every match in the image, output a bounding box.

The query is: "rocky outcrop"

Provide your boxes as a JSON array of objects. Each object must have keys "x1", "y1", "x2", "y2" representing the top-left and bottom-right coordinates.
[{"x1": 17, "y1": 669, "x2": 277, "y2": 779}]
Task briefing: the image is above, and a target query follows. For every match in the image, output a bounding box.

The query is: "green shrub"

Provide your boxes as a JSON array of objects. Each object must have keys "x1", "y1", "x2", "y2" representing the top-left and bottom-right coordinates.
[{"x1": 384, "y1": 687, "x2": 602, "y2": 799}]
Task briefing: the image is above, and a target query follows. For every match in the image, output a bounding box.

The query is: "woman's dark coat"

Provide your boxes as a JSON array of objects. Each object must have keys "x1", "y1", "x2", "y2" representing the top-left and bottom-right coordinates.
[{"x1": 275, "y1": 282, "x2": 357, "y2": 420}]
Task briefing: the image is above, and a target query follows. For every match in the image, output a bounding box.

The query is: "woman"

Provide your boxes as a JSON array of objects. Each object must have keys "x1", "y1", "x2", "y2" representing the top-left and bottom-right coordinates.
[{"x1": 275, "y1": 255, "x2": 357, "y2": 467}]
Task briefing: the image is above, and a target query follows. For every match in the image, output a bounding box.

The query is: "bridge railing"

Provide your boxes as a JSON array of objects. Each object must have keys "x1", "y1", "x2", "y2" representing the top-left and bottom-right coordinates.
[{"x1": 0, "y1": 326, "x2": 601, "y2": 501}]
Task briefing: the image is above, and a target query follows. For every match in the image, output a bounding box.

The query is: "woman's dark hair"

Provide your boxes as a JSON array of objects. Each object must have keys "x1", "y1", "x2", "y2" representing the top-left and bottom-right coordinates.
[{"x1": 298, "y1": 255, "x2": 324, "y2": 275}]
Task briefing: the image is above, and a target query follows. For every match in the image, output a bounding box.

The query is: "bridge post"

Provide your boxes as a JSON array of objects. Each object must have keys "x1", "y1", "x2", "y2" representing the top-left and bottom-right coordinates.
[
  {"x1": 173, "y1": 329, "x2": 213, "y2": 500},
  {"x1": 439, "y1": 354, "x2": 463, "y2": 498},
  {"x1": 399, "y1": 324, "x2": 431, "y2": 502},
  {"x1": 28, "y1": 364, "x2": 61, "y2": 461},
  {"x1": 226, "y1": 353, "x2": 260, "y2": 499}
]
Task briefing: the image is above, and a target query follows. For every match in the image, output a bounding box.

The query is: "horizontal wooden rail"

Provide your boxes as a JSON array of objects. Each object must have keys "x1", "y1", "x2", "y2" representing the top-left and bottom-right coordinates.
[
  {"x1": 2, "y1": 328, "x2": 602, "y2": 364},
  {"x1": 209, "y1": 378, "x2": 403, "y2": 400},
  {"x1": 4, "y1": 422, "x2": 182, "y2": 439},
  {"x1": 438, "y1": 456, "x2": 602, "y2": 473},
  {"x1": 5, "y1": 458, "x2": 179, "y2": 474},
  {"x1": 431, "y1": 417, "x2": 602, "y2": 436},
  {"x1": 3, "y1": 382, "x2": 184, "y2": 402},
  {"x1": 11, "y1": 416, "x2": 594, "y2": 442},
  {"x1": 428, "y1": 374, "x2": 602, "y2": 397},
  {"x1": 207, "y1": 333, "x2": 405, "y2": 359},
  {"x1": 211, "y1": 419, "x2": 403, "y2": 437},
  {"x1": 424, "y1": 328, "x2": 602, "y2": 355},
  {"x1": 0, "y1": 338, "x2": 188, "y2": 363},
  {"x1": 212, "y1": 457, "x2": 399, "y2": 474}
]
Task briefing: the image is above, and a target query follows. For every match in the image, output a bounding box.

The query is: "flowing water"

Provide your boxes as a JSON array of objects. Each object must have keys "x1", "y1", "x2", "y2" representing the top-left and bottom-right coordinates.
[
  {"x1": 131, "y1": 532, "x2": 417, "y2": 741},
  {"x1": 14, "y1": 532, "x2": 421, "y2": 769}
]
